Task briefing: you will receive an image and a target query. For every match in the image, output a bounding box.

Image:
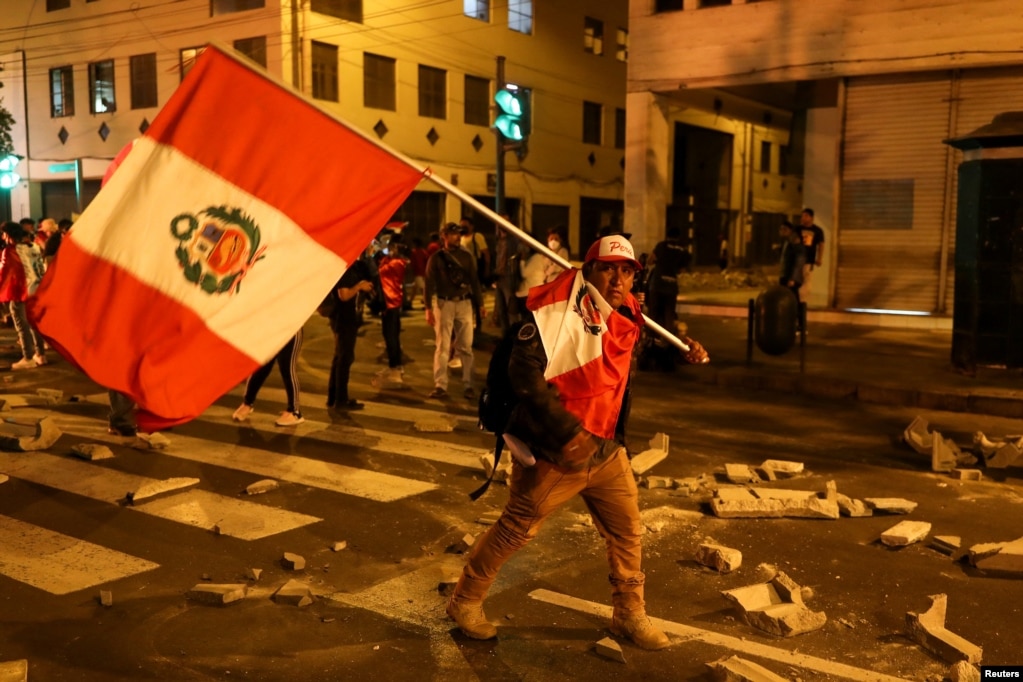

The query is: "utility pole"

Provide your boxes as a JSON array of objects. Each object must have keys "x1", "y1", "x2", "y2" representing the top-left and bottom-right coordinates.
[{"x1": 494, "y1": 55, "x2": 506, "y2": 217}]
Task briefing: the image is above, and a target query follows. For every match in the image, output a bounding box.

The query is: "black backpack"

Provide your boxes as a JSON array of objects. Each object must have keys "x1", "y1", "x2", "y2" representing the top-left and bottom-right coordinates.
[{"x1": 470, "y1": 322, "x2": 523, "y2": 500}]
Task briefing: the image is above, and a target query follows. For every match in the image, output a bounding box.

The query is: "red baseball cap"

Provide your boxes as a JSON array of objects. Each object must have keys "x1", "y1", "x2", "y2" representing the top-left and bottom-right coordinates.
[{"x1": 584, "y1": 235, "x2": 642, "y2": 270}]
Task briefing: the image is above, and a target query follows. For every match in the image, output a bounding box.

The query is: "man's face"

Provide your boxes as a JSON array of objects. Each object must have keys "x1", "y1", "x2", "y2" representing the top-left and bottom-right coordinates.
[
  {"x1": 800, "y1": 212, "x2": 813, "y2": 227},
  {"x1": 586, "y1": 260, "x2": 636, "y2": 308},
  {"x1": 443, "y1": 231, "x2": 462, "y2": 249}
]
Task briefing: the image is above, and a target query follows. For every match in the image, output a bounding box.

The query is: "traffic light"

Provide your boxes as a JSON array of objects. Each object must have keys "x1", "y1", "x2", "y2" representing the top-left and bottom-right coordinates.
[
  {"x1": 0, "y1": 154, "x2": 20, "y2": 190},
  {"x1": 494, "y1": 85, "x2": 530, "y2": 142}
]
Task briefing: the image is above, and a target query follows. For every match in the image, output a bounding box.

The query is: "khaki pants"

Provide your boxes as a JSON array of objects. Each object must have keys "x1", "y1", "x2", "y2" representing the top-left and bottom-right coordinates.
[
  {"x1": 452, "y1": 447, "x2": 647, "y2": 614},
  {"x1": 801, "y1": 263, "x2": 815, "y2": 301}
]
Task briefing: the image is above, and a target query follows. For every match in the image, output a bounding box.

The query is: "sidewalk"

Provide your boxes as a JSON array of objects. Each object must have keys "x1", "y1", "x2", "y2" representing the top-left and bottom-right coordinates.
[{"x1": 674, "y1": 289, "x2": 1023, "y2": 419}]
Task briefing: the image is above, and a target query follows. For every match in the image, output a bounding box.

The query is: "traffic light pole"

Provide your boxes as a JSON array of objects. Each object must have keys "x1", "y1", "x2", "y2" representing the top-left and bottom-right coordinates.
[{"x1": 494, "y1": 55, "x2": 506, "y2": 218}]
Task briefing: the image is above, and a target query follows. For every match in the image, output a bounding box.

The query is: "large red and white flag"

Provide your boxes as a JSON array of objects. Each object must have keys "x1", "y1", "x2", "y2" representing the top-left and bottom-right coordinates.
[
  {"x1": 526, "y1": 269, "x2": 642, "y2": 439},
  {"x1": 29, "y1": 45, "x2": 425, "y2": 430}
]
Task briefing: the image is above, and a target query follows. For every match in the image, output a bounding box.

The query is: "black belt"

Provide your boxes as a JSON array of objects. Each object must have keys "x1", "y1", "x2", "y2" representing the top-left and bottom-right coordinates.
[{"x1": 439, "y1": 294, "x2": 469, "y2": 302}]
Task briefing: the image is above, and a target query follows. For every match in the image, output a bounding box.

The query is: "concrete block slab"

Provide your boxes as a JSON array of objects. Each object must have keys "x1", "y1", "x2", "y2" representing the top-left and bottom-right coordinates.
[
  {"x1": 187, "y1": 583, "x2": 247, "y2": 605},
  {"x1": 36, "y1": 388, "x2": 64, "y2": 404},
  {"x1": 695, "y1": 543, "x2": 742, "y2": 574},
  {"x1": 904, "y1": 416, "x2": 933, "y2": 455},
  {"x1": 413, "y1": 417, "x2": 455, "y2": 433},
  {"x1": 973, "y1": 431, "x2": 1002, "y2": 457},
  {"x1": 127, "y1": 477, "x2": 200, "y2": 505},
  {"x1": 949, "y1": 661, "x2": 980, "y2": 682},
  {"x1": 452, "y1": 533, "x2": 476, "y2": 553},
  {"x1": 133, "y1": 432, "x2": 170, "y2": 450},
  {"x1": 247, "y1": 568, "x2": 262, "y2": 581},
  {"x1": 864, "y1": 498, "x2": 917, "y2": 514},
  {"x1": 594, "y1": 637, "x2": 626, "y2": 663},
  {"x1": 712, "y1": 494, "x2": 839, "y2": 520},
  {"x1": 951, "y1": 469, "x2": 982, "y2": 481},
  {"x1": 648, "y1": 432, "x2": 669, "y2": 453},
  {"x1": 759, "y1": 460, "x2": 804, "y2": 477},
  {"x1": 906, "y1": 594, "x2": 982, "y2": 664},
  {"x1": 99, "y1": 590, "x2": 113, "y2": 607},
  {"x1": 985, "y1": 442, "x2": 1021, "y2": 469},
  {"x1": 479, "y1": 452, "x2": 512, "y2": 482},
  {"x1": 281, "y1": 552, "x2": 306, "y2": 570},
  {"x1": 881, "y1": 520, "x2": 932, "y2": 547},
  {"x1": 835, "y1": 493, "x2": 872, "y2": 517},
  {"x1": 332, "y1": 541, "x2": 348, "y2": 552},
  {"x1": 630, "y1": 448, "x2": 668, "y2": 476},
  {"x1": 932, "y1": 436, "x2": 957, "y2": 473},
  {"x1": 715, "y1": 486, "x2": 757, "y2": 502},
  {"x1": 476, "y1": 510, "x2": 502, "y2": 525},
  {"x1": 70, "y1": 443, "x2": 114, "y2": 461},
  {"x1": 0, "y1": 659, "x2": 28, "y2": 682},
  {"x1": 708, "y1": 654, "x2": 788, "y2": 682},
  {"x1": 974, "y1": 537, "x2": 1023, "y2": 576},
  {"x1": 273, "y1": 579, "x2": 313, "y2": 606},
  {"x1": 0, "y1": 416, "x2": 61, "y2": 452},
  {"x1": 967, "y1": 541, "x2": 1009, "y2": 566},
  {"x1": 721, "y1": 571, "x2": 826, "y2": 637},
  {"x1": 930, "y1": 536, "x2": 961, "y2": 555},
  {"x1": 643, "y1": 475, "x2": 674, "y2": 489},
  {"x1": 725, "y1": 464, "x2": 760, "y2": 484},
  {"x1": 245, "y1": 479, "x2": 279, "y2": 495},
  {"x1": 749, "y1": 488, "x2": 816, "y2": 501}
]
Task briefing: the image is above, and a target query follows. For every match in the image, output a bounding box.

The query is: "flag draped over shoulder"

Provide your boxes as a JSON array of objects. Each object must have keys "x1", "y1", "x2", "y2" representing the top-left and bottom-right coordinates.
[
  {"x1": 526, "y1": 269, "x2": 642, "y2": 439},
  {"x1": 28, "y1": 46, "x2": 425, "y2": 430}
]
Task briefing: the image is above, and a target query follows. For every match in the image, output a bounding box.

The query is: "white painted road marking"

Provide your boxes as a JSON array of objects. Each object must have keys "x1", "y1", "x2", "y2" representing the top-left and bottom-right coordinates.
[
  {"x1": 244, "y1": 387, "x2": 478, "y2": 427},
  {"x1": 529, "y1": 589, "x2": 909, "y2": 682},
  {"x1": 0, "y1": 452, "x2": 321, "y2": 540},
  {"x1": 0, "y1": 515, "x2": 159, "y2": 595}
]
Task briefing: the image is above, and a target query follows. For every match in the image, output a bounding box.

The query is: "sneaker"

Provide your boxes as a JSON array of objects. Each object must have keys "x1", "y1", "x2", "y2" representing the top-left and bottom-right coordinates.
[
  {"x1": 342, "y1": 399, "x2": 365, "y2": 411},
  {"x1": 31, "y1": 353, "x2": 47, "y2": 366},
  {"x1": 107, "y1": 425, "x2": 138, "y2": 437},
  {"x1": 10, "y1": 358, "x2": 36, "y2": 370},
  {"x1": 428, "y1": 387, "x2": 447, "y2": 399},
  {"x1": 463, "y1": 387, "x2": 476, "y2": 400},
  {"x1": 610, "y1": 612, "x2": 670, "y2": 650},
  {"x1": 232, "y1": 404, "x2": 254, "y2": 422},
  {"x1": 448, "y1": 357, "x2": 462, "y2": 370},
  {"x1": 275, "y1": 411, "x2": 305, "y2": 427},
  {"x1": 446, "y1": 598, "x2": 497, "y2": 640}
]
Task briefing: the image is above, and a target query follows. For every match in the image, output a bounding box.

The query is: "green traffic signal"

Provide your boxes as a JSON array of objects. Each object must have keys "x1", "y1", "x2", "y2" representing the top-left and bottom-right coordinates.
[
  {"x1": 0, "y1": 154, "x2": 21, "y2": 190},
  {"x1": 494, "y1": 87, "x2": 530, "y2": 142}
]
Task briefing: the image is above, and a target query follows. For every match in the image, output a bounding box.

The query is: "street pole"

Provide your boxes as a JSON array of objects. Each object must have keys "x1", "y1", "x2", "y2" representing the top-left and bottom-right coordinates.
[{"x1": 495, "y1": 55, "x2": 505, "y2": 217}]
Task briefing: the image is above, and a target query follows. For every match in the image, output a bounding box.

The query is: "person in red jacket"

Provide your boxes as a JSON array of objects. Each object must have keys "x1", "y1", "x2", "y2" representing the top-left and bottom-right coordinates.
[
  {"x1": 0, "y1": 222, "x2": 47, "y2": 370},
  {"x1": 376, "y1": 240, "x2": 408, "y2": 384}
]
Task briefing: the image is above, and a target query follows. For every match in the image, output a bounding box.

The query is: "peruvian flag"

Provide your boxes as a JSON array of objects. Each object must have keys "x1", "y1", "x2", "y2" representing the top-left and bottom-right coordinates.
[
  {"x1": 526, "y1": 269, "x2": 642, "y2": 439},
  {"x1": 29, "y1": 45, "x2": 425, "y2": 430}
]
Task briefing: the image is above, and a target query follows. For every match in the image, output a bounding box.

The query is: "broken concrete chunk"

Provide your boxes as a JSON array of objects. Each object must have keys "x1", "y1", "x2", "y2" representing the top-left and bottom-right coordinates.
[
  {"x1": 36, "y1": 388, "x2": 64, "y2": 403},
  {"x1": 951, "y1": 469, "x2": 982, "y2": 481},
  {"x1": 99, "y1": 590, "x2": 113, "y2": 607},
  {"x1": 864, "y1": 498, "x2": 917, "y2": 514},
  {"x1": 906, "y1": 594, "x2": 982, "y2": 664},
  {"x1": 133, "y1": 432, "x2": 170, "y2": 450},
  {"x1": 272, "y1": 579, "x2": 313, "y2": 607},
  {"x1": 759, "y1": 460, "x2": 804, "y2": 478},
  {"x1": 648, "y1": 432, "x2": 669, "y2": 453},
  {"x1": 966, "y1": 541, "x2": 1009, "y2": 566},
  {"x1": 904, "y1": 416, "x2": 934, "y2": 455},
  {"x1": 281, "y1": 553, "x2": 306, "y2": 570},
  {"x1": 932, "y1": 437, "x2": 958, "y2": 473},
  {"x1": 974, "y1": 537, "x2": 1023, "y2": 576},
  {"x1": 985, "y1": 441, "x2": 1021, "y2": 469},
  {"x1": 712, "y1": 487, "x2": 839, "y2": 520},
  {"x1": 931, "y1": 536, "x2": 961, "y2": 555},
  {"x1": 695, "y1": 543, "x2": 742, "y2": 574},
  {"x1": 630, "y1": 448, "x2": 668, "y2": 476},
  {"x1": 0, "y1": 659, "x2": 28, "y2": 682},
  {"x1": 451, "y1": 533, "x2": 476, "y2": 553},
  {"x1": 479, "y1": 452, "x2": 512, "y2": 483},
  {"x1": 247, "y1": 568, "x2": 262, "y2": 581},
  {"x1": 71, "y1": 443, "x2": 114, "y2": 461},
  {"x1": 949, "y1": 661, "x2": 980, "y2": 682},
  {"x1": 245, "y1": 479, "x2": 279, "y2": 495},
  {"x1": 0, "y1": 416, "x2": 61, "y2": 452},
  {"x1": 835, "y1": 494, "x2": 872, "y2": 517},
  {"x1": 725, "y1": 464, "x2": 760, "y2": 484},
  {"x1": 643, "y1": 475, "x2": 674, "y2": 489},
  {"x1": 413, "y1": 417, "x2": 455, "y2": 433},
  {"x1": 721, "y1": 571, "x2": 826, "y2": 637},
  {"x1": 476, "y1": 510, "x2": 502, "y2": 526},
  {"x1": 708, "y1": 655, "x2": 788, "y2": 682},
  {"x1": 594, "y1": 637, "x2": 626, "y2": 663},
  {"x1": 881, "y1": 520, "x2": 932, "y2": 547},
  {"x1": 749, "y1": 488, "x2": 816, "y2": 501},
  {"x1": 332, "y1": 541, "x2": 348, "y2": 552},
  {"x1": 127, "y1": 477, "x2": 200, "y2": 505},
  {"x1": 186, "y1": 583, "x2": 247, "y2": 605},
  {"x1": 0, "y1": 474, "x2": 8, "y2": 485}
]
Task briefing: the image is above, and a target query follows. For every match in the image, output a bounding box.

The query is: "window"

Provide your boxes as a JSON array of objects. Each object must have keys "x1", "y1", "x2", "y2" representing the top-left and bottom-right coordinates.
[
  {"x1": 46, "y1": 0, "x2": 70, "y2": 10},
  {"x1": 418, "y1": 65, "x2": 446, "y2": 119},
  {"x1": 779, "y1": 144, "x2": 790, "y2": 176},
  {"x1": 464, "y1": 75, "x2": 490, "y2": 127},
  {"x1": 584, "y1": 17, "x2": 604, "y2": 55},
  {"x1": 463, "y1": 0, "x2": 489, "y2": 21},
  {"x1": 311, "y1": 0, "x2": 362, "y2": 22},
  {"x1": 654, "y1": 0, "x2": 683, "y2": 11},
  {"x1": 614, "y1": 108, "x2": 626, "y2": 149},
  {"x1": 701, "y1": 0, "x2": 732, "y2": 6},
  {"x1": 312, "y1": 41, "x2": 339, "y2": 102},
  {"x1": 760, "y1": 141, "x2": 772, "y2": 173},
  {"x1": 364, "y1": 53, "x2": 396, "y2": 111},
  {"x1": 508, "y1": 0, "x2": 532, "y2": 34},
  {"x1": 89, "y1": 60, "x2": 116, "y2": 114},
  {"x1": 234, "y1": 36, "x2": 267, "y2": 68},
  {"x1": 179, "y1": 46, "x2": 205, "y2": 82},
  {"x1": 49, "y1": 66, "x2": 74, "y2": 118},
  {"x1": 583, "y1": 101, "x2": 603, "y2": 145},
  {"x1": 130, "y1": 53, "x2": 157, "y2": 110},
  {"x1": 211, "y1": 0, "x2": 264, "y2": 15},
  {"x1": 616, "y1": 28, "x2": 628, "y2": 62}
]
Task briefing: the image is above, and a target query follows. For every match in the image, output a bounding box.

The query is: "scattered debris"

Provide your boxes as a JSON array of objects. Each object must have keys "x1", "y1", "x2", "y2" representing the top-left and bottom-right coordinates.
[
  {"x1": 711, "y1": 485, "x2": 839, "y2": 519},
  {"x1": 134, "y1": 432, "x2": 170, "y2": 450},
  {"x1": 245, "y1": 479, "x2": 279, "y2": 495},
  {"x1": 438, "y1": 577, "x2": 458, "y2": 597},
  {"x1": 951, "y1": 469, "x2": 982, "y2": 481},
  {"x1": 835, "y1": 493, "x2": 872, "y2": 517},
  {"x1": 904, "y1": 416, "x2": 934, "y2": 455},
  {"x1": 126, "y1": 477, "x2": 200, "y2": 505},
  {"x1": 932, "y1": 437, "x2": 958, "y2": 473},
  {"x1": 695, "y1": 543, "x2": 742, "y2": 574},
  {"x1": 71, "y1": 443, "x2": 114, "y2": 461},
  {"x1": 974, "y1": 432, "x2": 1022, "y2": 468},
  {"x1": 36, "y1": 388, "x2": 64, "y2": 403},
  {"x1": 281, "y1": 553, "x2": 306, "y2": 570},
  {"x1": 931, "y1": 536, "x2": 961, "y2": 555},
  {"x1": 725, "y1": 464, "x2": 760, "y2": 484},
  {"x1": 645, "y1": 519, "x2": 667, "y2": 533},
  {"x1": 272, "y1": 579, "x2": 313, "y2": 606},
  {"x1": 476, "y1": 510, "x2": 502, "y2": 526},
  {"x1": 905, "y1": 594, "x2": 982, "y2": 664},
  {"x1": 450, "y1": 533, "x2": 476, "y2": 554},
  {"x1": 721, "y1": 571, "x2": 827, "y2": 637},
  {"x1": 967, "y1": 536, "x2": 1023, "y2": 576},
  {"x1": 0, "y1": 416, "x2": 61, "y2": 452},
  {"x1": 643, "y1": 475, "x2": 674, "y2": 489},
  {"x1": 186, "y1": 583, "x2": 247, "y2": 605},
  {"x1": 332, "y1": 541, "x2": 348, "y2": 552},
  {"x1": 247, "y1": 568, "x2": 262, "y2": 581},
  {"x1": 594, "y1": 637, "x2": 626, "y2": 663},
  {"x1": 631, "y1": 433, "x2": 669, "y2": 476},
  {"x1": 708, "y1": 654, "x2": 787, "y2": 682},
  {"x1": 0, "y1": 659, "x2": 28, "y2": 682},
  {"x1": 98, "y1": 590, "x2": 113, "y2": 607},
  {"x1": 479, "y1": 452, "x2": 512, "y2": 484},
  {"x1": 759, "y1": 460, "x2": 804, "y2": 479},
  {"x1": 864, "y1": 498, "x2": 917, "y2": 515},
  {"x1": 881, "y1": 521, "x2": 932, "y2": 547},
  {"x1": 0, "y1": 393, "x2": 55, "y2": 410},
  {"x1": 413, "y1": 417, "x2": 455, "y2": 433},
  {"x1": 948, "y1": 661, "x2": 980, "y2": 682}
]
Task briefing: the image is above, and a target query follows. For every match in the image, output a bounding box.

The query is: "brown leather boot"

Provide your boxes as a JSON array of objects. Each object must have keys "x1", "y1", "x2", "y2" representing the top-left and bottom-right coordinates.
[
  {"x1": 446, "y1": 597, "x2": 498, "y2": 640},
  {"x1": 610, "y1": 611, "x2": 670, "y2": 650}
]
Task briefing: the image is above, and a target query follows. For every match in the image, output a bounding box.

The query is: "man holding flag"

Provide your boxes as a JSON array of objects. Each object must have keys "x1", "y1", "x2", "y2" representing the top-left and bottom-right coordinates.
[{"x1": 446, "y1": 234, "x2": 707, "y2": 650}]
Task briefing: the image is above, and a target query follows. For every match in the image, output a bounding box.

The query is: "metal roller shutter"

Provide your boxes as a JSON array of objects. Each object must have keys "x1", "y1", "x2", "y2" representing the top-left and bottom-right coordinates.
[{"x1": 837, "y1": 72, "x2": 952, "y2": 312}]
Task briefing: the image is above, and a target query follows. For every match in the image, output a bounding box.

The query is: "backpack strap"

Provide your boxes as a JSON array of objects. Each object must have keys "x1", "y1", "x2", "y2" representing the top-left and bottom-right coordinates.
[{"x1": 469, "y1": 433, "x2": 503, "y2": 501}]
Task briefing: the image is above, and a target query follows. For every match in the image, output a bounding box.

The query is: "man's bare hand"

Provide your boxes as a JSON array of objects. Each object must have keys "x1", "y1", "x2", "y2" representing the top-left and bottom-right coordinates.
[{"x1": 682, "y1": 336, "x2": 710, "y2": 364}]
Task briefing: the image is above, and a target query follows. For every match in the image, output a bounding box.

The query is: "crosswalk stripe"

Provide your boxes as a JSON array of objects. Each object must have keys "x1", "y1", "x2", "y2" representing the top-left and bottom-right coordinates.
[
  {"x1": 0, "y1": 452, "x2": 321, "y2": 540},
  {"x1": 54, "y1": 414, "x2": 439, "y2": 502},
  {"x1": 241, "y1": 386, "x2": 478, "y2": 426},
  {"x1": 0, "y1": 514, "x2": 159, "y2": 595}
]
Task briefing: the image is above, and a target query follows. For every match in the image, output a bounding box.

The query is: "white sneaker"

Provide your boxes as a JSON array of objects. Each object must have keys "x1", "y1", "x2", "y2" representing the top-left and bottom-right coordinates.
[
  {"x1": 275, "y1": 411, "x2": 305, "y2": 427},
  {"x1": 31, "y1": 353, "x2": 47, "y2": 366},
  {"x1": 448, "y1": 357, "x2": 462, "y2": 370},
  {"x1": 232, "y1": 404, "x2": 253, "y2": 422},
  {"x1": 10, "y1": 358, "x2": 36, "y2": 370}
]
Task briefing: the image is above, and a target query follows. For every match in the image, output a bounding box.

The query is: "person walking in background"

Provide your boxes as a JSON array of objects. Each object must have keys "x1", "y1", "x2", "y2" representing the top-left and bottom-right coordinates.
[
  {"x1": 232, "y1": 330, "x2": 305, "y2": 426},
  {"x1": 376, "y1": 238, "x2": 408, "y2": 384},
  {"x1": 327, "y1": 258, "x2": 375, "y2": 412},
  {"x1": 779, "y1": 220, "x2": 806, "y2": 304},
  {"x1": 798, "y1": 208, "x2": 824, "y2": 302},
  {"x1": 542, "y1": 226, "x2": 569, "y2": 284},
  {"x1": 0, "y1": 222, "x2": 47, "y2": 369},
  {"x1": 410, "y1": 237, "x2": 429, "y2": 308}
]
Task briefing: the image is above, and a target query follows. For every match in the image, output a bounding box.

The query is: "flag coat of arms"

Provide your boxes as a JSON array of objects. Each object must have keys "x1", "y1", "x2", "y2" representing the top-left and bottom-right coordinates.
[
  {"x1": 526, "y1": 269, "x2": 642, "y2": 439},
  {"x1": 29, "y1": 45, "x2": 425, "y2": 429}
]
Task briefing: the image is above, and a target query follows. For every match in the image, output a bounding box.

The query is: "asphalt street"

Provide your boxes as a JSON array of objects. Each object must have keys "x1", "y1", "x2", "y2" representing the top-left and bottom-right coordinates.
[{"x1": 1, "y1": 306, "x2": 1022, "y2": 681}]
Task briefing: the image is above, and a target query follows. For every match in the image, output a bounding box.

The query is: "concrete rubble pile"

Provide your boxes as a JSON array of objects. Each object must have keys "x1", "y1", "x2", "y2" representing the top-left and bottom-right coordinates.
[
  {"x1": 905, "y1": 594, "x2": 982, "y2": 664},
  {"x1": 902, "y1": 416, "x2": 993, "y2": 475},
  {"x1": 720, "y1": 570, "x2": 827, "y2": 637}
]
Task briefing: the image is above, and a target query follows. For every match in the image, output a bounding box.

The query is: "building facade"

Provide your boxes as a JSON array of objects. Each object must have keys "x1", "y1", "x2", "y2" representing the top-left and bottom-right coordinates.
[
  {"x1": 626, "y1": 0, "x2": 1023, "y2": 313},
  {"x1": 0, "y1": 0, "x2": 630, "y2": 256}
]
